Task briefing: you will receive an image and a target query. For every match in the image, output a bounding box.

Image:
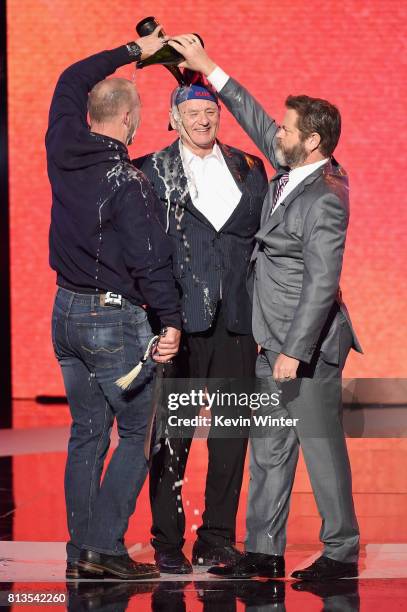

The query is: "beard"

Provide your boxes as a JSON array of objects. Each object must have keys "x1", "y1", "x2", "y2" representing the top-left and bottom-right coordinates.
[{"x1": 275, "y1": 140, "x2": 308, "y2": 168}]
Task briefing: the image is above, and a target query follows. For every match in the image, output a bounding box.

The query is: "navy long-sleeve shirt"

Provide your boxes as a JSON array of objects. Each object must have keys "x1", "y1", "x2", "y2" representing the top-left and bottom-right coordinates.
[{"x1": 46, "y1": 45, "x2": 181, "y2": 329}]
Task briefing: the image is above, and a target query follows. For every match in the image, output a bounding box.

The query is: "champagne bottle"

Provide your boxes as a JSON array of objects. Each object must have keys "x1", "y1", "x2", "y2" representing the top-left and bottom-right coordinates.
[{"x1": 135, "y1": 16, "x2": 204, "y2": 85}]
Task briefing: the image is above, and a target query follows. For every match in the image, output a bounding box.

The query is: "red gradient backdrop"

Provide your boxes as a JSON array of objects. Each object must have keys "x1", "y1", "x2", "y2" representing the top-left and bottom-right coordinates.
[{"x1": 7, "y1": 0, "x2": 407, "y2": 401}]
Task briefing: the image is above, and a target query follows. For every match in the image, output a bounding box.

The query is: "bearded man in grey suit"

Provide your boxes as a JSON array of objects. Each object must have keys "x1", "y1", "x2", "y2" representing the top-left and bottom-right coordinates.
[{"x1": 168, "y1": 34, "x2": 363, "y2": 582}]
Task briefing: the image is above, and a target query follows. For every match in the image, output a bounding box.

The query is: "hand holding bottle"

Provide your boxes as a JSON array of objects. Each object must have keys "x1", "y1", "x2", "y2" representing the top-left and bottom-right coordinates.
[
  {"x1": 167, "y1": 34, "x2": 217, "y2": 76},
  {"x1": 136, "y1": 25, "x2": 167, "y2": 61}
]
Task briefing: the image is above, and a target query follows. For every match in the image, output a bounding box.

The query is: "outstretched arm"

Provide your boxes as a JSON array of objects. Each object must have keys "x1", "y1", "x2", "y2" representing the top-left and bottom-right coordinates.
[{"x1": 46, "y1": 27, "x2": 164, "y2": 140}]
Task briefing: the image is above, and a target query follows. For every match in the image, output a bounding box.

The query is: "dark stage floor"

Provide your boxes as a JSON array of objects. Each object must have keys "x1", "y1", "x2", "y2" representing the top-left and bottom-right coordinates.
[{"x1": 1, "y1": 400, "x2": 407, "y2": 610}]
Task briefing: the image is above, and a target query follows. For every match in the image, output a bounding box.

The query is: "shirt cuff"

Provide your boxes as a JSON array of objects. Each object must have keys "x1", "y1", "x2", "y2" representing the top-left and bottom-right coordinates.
[
  {"x1": 160, "y1": 313, "x2": 182, "y2": 331},
  {"x1": 207, "y1": 66, "x2": 230, "y2": 92}
]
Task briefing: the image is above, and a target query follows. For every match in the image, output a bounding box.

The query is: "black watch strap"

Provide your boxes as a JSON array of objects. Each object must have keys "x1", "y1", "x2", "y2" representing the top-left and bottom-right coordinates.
[{"x1": 126, "y1": 41, "x2": 142, "y2": 61}]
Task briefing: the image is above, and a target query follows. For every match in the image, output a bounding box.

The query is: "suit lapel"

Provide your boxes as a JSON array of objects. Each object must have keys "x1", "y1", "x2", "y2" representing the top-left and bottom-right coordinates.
[
  {"x1": 164, "y1": 140, "x2": 189, "y2": 206},
  {"x1": 172, "y1": 140, "x2": 216, "y2": 228},
  {"x1": 152, "y1": 140, "x2": 210, "y2": 227},
  {"x1": 258, "y1": 162, "x2": 331, "y2": 239},
  {"x1": 155, "y1": 140, "x2": 258, "y2": 231},
  {"x1": 215, "y1": 142, "x2": 250, "y2": 231},
  {"x1": 151, "y1": 140, "x2": 189, "y2": 206},
  {"x1": 261, "y1": 172, "x2": 283, "y2": 224},
  {"x1": 219, "y1": 142, "x2": 251, "y2": 189}
]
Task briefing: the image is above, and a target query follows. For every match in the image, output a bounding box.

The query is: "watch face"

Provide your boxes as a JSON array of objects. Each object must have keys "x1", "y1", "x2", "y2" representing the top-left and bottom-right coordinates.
[{"x1": 127, "y1": 42, "x2": 142, "y2": 59}]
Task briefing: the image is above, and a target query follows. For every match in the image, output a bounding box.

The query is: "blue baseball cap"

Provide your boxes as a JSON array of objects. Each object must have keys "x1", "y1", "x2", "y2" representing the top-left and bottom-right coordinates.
[
  {"x1": 169, "y1": 83, "x2": 220, "y2": 130},
  {"x1": 172, "y1": 83, "x2": 219, "y2": 107}
]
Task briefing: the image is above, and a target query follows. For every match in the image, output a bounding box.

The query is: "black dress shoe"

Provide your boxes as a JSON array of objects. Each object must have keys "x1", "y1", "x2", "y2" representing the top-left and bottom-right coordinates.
[
  {"x1": 154, "y1": 549, "x2": 193, "y2": 574},
  {"x1": 291, "y1": 556, "x2": 358, "y2": 581},
  {"x1": 192, "y1": 541, "x2": 243, "y2": 566},
  {"x1": 78, "y1": 549, "x2": 160, "y2": 580},
  {"x1": 208, "y1": 552, "x2": 285, "y2": 578},
  {"x1": 66, "y1": 561, "x2": 80, "y2": 579}
]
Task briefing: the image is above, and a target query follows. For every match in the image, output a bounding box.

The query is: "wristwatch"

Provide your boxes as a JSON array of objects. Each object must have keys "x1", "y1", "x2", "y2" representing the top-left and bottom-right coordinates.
[{"x1": 126, "y1": 41, "x2": 142, "y2": 61}]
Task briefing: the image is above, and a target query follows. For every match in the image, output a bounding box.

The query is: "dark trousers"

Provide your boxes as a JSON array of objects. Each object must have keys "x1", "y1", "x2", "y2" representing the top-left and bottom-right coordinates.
[
  {"x1": 149, "y1": 304, "x2": 257, "y2": 551},
  {"x1": 52, "y1": 288, "x2": 156, "y2": 560}
]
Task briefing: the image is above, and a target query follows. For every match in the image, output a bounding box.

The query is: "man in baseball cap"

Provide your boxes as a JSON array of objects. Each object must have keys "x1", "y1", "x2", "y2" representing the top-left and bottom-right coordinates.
[{"x1": 133, "y1": 78, "x2": 268, "y2": 574}]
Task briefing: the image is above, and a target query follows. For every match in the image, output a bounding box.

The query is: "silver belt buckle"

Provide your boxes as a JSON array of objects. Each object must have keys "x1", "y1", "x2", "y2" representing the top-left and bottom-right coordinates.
[{"x1": 101, "y1": 291, "x2": 122, "y2": 307}]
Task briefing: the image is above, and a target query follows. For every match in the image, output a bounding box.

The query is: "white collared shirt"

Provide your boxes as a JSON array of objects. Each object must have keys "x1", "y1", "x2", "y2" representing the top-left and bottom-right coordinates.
[
  {"x1": 180, "y1": 141, "x2": 242, "y2": 231},
  {"x1": 273, "y1": 159, "x2": 329, "y2": 212}
]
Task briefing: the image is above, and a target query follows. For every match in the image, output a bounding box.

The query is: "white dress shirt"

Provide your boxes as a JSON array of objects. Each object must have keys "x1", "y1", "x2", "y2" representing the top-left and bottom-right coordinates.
[
  {"x1": 207, "y1": 67, "x2": 329, "y2": 213},
  {"x1": 273, "y1": 159, "x2": 329, "y2": 212},
  {"x1": 180, "y1": 141, "x2": 241, "y2": 231}
]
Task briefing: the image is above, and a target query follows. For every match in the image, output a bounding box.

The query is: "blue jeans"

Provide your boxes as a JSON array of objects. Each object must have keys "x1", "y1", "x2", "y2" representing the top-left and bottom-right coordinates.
[{"x1": 51, "y1": 288, "x2": 156, "y2": 560}]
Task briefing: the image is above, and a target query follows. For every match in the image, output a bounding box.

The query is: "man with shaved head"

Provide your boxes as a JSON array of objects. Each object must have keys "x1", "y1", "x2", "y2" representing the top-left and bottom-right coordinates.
[
  {"x1": 46, "y1": 28, "x2": 181, "y2": 580},
  {"x1": 87, "y1": 77, "x2": 140, "y2": 143}
]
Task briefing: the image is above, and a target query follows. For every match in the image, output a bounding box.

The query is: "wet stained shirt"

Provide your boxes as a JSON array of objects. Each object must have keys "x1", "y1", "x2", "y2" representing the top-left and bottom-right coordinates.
[{"x1": 46, "y1": 46, "x2": 181, "y2": 329}]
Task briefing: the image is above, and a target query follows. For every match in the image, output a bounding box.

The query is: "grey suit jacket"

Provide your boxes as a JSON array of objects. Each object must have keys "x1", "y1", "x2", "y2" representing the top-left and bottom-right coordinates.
[{"x1": 218, "y1": 78, "x2": 362, "y2": 364}]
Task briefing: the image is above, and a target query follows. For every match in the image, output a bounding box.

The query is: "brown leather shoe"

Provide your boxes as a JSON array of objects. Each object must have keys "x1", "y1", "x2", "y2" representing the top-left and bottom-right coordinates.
[
  {"x1": 78, "y1": 549, "x2": 160, "y2": 580},
  {"x1": 66, "y1": 561, "x2": 80, "y2": 579}
]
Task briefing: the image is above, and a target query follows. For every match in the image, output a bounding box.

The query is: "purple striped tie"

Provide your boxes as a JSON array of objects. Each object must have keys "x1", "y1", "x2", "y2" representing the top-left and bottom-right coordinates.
[{"x1": 271, "y1": 172, "x2": 289, "y2": 214}]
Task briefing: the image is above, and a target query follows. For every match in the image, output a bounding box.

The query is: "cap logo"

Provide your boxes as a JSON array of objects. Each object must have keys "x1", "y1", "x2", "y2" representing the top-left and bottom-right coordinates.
[{"x1": 173, "y1": 84, "x2": 219, "y2": 107}]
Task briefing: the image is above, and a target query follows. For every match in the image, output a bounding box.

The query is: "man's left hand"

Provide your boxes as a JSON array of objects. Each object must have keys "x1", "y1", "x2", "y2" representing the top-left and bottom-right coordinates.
[
  {"x1": 152, "y1": 327, "x2": 181, "y2": 364},
  {"x1": 273, "y1": 354, "x2": 300, "y2": 382}
]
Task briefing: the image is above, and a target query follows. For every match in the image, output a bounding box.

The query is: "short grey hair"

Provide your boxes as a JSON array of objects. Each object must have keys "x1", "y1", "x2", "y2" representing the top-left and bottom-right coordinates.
[{"x1": 88, "y1": 78, "x2": 139, "y2": 123}]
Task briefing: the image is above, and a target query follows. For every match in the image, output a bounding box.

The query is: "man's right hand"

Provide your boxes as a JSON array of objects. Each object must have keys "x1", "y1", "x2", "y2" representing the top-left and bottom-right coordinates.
[
  {"x1": 136, "y1": 25, "x2": 167, "y2": 61},
  {"x1": 167, "y1": 34, "x2": 217, "y2": 76},
  {"x1": 152, "y1": 327, "x2": 181, "y2": 364}
]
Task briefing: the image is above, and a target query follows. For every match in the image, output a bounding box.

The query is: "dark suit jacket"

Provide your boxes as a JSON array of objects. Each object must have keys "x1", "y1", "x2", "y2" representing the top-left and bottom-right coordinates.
[
  {"x1": 218, "y1": 78, "x2": 363, "y2": 364},
  {"x1": 134, "y1": 139, "x2": 268, "y2": 334}
]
